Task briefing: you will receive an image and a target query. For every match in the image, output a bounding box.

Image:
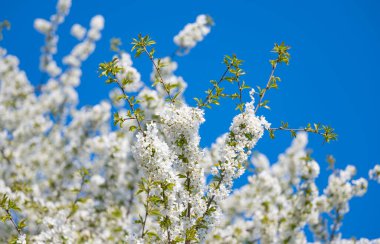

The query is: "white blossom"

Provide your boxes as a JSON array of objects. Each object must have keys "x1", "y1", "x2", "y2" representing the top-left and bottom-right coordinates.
[
  {"x1": 34, "y1": 18, "x2": 52, "y2": 34},
  {"x1": 70, "y1": 23, "x2": 86, "y2": 40},
  {"x1": 16, "y1": 234, "x2": 26, "y2": 244},
  {"x1": 369, "y1": 164, "x2": 380, "y2": 183}
]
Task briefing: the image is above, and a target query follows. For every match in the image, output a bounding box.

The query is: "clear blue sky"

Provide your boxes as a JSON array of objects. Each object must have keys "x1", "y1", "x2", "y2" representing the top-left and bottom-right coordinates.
[{"x1": 1, "y1": 0, "x2": 380, "y2": 239}]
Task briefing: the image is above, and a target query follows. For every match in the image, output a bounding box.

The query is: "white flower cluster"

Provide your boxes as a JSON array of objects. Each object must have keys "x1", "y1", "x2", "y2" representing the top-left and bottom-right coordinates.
[
  {"x1": 0, "y1": 1, "x2": 131, "y2": 242},
  {"x1": 63, "y1": 15, "x2": 104, "y2": 68},
  {"x1": 206, "y1": 133, "x2": 376, "y2": 243},
  {"x1": 134, "y1": 123, "x2": 176, "y2": 183},
  {"x1": 160, "y1": 104, "x2": 208, "y2": 240},
  {"x1": 210, "y1": 98, "x2": 269, "y2": 199},
  {"x1": 34, "y1": 0, "x2": 72, "y2": 77},
  {"x1": 174, "y1": 14, "x2": 213, "y2": 53},
  {"x1": 369, "y1": 164, "x2": 380, "y2": 183},
  {"x1": 324, "y1": 166, "x2": 367, "y2": 207},
  {"x1": 33, "y1": 0, "x2": 104, "y2": 79}
]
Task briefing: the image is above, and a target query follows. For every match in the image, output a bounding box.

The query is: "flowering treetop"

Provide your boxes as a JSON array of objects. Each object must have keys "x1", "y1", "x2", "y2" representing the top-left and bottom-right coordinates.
[{"x1": 0, "y1": 0, "x2": 379, "y2": 243}]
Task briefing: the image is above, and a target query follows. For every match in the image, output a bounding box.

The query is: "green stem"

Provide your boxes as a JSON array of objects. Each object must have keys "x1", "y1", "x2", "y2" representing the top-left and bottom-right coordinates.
[
  {"x1": 142, "y1": 46, "x2": 174, "y2": 103},
  {"x1": 3, "y1": 209, "x2": 21, "y2": 235},
  {"x1": 141, "y1": 186, "x2": 151, "y2": 238},
  {"x1": 116, "y1": 81, "x2": 144, "y2": 132},
  {"x1": 200, "y1": 65, "x2": 231, "y2": 108},
  {"x1": 269, "y1": 127, "x2": 327, "y2": 138},
  {"x1": 254, "y1": 63, "x2": 277, "y2": 113}
]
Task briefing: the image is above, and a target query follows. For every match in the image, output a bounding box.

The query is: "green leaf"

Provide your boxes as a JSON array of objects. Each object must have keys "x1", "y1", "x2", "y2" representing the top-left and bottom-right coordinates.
[{"x1": 18, "y1": 218, "x2": 27, "y2": 229}]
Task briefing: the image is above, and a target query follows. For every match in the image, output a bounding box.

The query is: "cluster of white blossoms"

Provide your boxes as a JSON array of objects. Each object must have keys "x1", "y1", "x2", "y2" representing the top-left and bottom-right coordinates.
[
  {"x1": 174, "y1": 14, "x2": 213, "y2": 54},
  {"x1": 1, "y1": 0, "x2": 380, "y2": 243},
  {"x1": 63, "y1": 15, "x2": 104, "y2": 68},
  {"x1": 208, "y1": 97, "x2": 269, "y2": 202},
  {"x1": 134, "y1": 123, "x2": 176, "y2": 183},
  {"x1": 369, "y1": 164, "x2": 380, "y2": 183},
  {"x1": 34, "y1": 0, "x2": 72, "y2": 77},
  {"x1": 207, "y1": 133, "x2": 378, "y2": 244}
]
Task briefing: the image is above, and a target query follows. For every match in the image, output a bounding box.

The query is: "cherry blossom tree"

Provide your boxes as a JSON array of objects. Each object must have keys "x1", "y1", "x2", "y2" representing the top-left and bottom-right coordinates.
[{"x1": 0, "y1": 0, "x2": 379, "y2": 243}]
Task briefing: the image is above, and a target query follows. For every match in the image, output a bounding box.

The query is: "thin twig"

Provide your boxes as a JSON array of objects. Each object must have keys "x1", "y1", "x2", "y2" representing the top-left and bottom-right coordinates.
[
  {"x1": 329, "y1": 208, "x2": 342, "y2": 243},
  {"x1": 116, "y1": 81, "x2": 143, "y2": 132},
  {"x1": 199, "y1": 65, "x2": 231, "y2": 108},
  {"x1": 269, "y1": 127, "x2": 328, "y2": 138},
  {"x1": 126, "y1": 188, "x2": 135, "y2": 217},
  {"x1": 142, "y1": 47, "x2": 174, "y2": 102},
  {"x1": 141, "y1": 186, "x2": 151, "y2": 238},
  {"x1": 4, "y1": 209, "x2": 21, "y2": 235},
  {"x1": 254, "y1": 63, "x2": 277, "y2": 113},
  {"x1": 65, "y1": 172, "x2": 87, "y2": 222},
  {"x1": 205, "y1": 174, "x2": 224, "y2": 212}
]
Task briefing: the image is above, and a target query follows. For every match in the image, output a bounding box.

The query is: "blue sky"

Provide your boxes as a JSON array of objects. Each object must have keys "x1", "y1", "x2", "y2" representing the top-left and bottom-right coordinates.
[{"x1": 1, "y1": 0, "x2": 380, "y2": 239}]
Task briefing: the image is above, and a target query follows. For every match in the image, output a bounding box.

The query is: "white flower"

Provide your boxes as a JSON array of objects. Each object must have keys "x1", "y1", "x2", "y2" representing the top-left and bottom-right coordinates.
[
  {"x1": 301, "y1": 160, "x2": 320, "y2": 180},
  {"x1": 16, "y1": 234, "x2": 26, "y2": 244},
  {"x1": 352, "y1": 178, "x2": 368, "y2": 197},
  {"x1": 70, "y1": 24, "x2": 86, "y2": 40},
  {"x1": 45, "y1": 60, "x2": 61, "y2": 77},
  {"x1": 34, "y1": 18, "x2": 51, "y2": 34},
  {"x1": 369, "y1": 164, "x2": 380, "y2": 183},
  {"x1": 57, "y1": 0, "x2": 71, "y2": 14},
  {"x1": 90, "y1": 15, "x2": 105, "y2": 30},
  {"x1": 90, "y1": 174, "x2": 105, "y2": 186}
]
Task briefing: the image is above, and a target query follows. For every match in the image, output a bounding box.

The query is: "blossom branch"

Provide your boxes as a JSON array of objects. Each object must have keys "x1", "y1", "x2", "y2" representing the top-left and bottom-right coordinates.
[
  {"x1": 116, "y1": 81, "x2": 144, "y2": 131},
  {"x1": 131, "y1": 34, "x2": 175, "y2": 103},
  {"x1": 198, "y1": 65, "x2": 230, "y2": 109},
  {"x1": 66, "y1": 167, "x2": 89, "y2": 221},
  {"x1": 3, "y1": 209, "x2": 22, "y2": 235},
  {"x1": 255, "y1": 42, "x2": 290, "y2": 113},
  {"x1": 141, "y1": 185, "x2": 151, "y2": 238},
  {"x1": 99, "y1": 58, "x2": 144, "y2": 132},
  {"x1": 195, "y1": 54, "x2": 245, "y2": 109},
  {"x1": 143, "y1": 46, "x2": 174, "y2": 102},
  {"x1": 268, "y1": 121, "x2": 337, "y2": 143},
  {"x1": 0, "y1": 194, "x2": 25, "y2": 236},
  {"x1": 254, "y1": 63, "x2": 277, "y2": 113}
]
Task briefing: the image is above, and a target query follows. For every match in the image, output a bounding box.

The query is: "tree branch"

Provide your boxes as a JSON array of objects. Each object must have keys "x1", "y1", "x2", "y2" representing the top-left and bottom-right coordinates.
[{"x1": 254, "y1": 63, "x2": 277, "y2": 113}]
